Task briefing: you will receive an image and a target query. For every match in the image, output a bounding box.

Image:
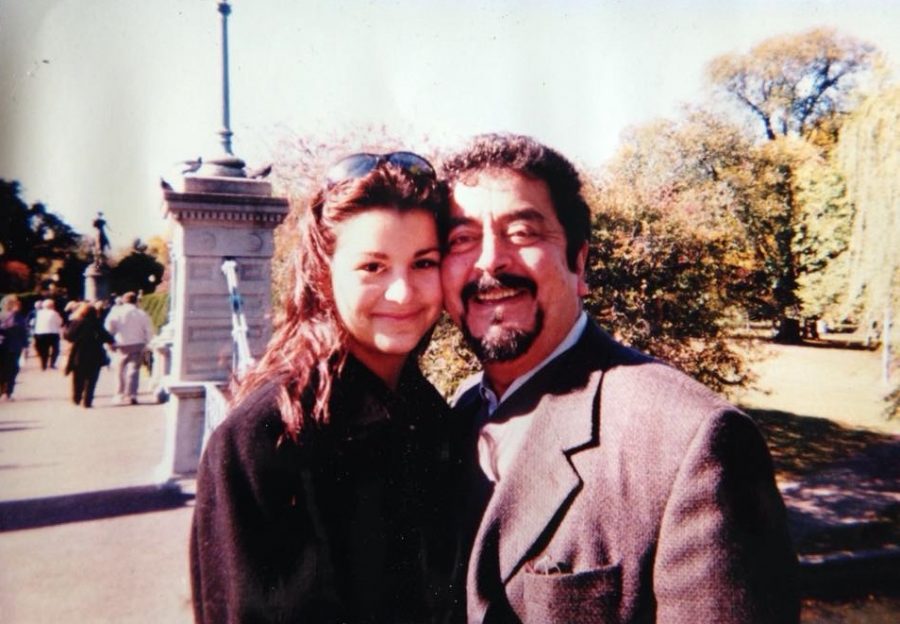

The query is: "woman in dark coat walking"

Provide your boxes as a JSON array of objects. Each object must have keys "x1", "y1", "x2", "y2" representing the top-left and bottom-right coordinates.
[
  {"x1": 190, "y1": 152, "x2": 464, "y2": 623},
  {"x1": 64, "y1": 302, "x2": 114, "y2": 408},
  {"x1": 0, "y1": 295, "x2": 29, "y2": 399}
]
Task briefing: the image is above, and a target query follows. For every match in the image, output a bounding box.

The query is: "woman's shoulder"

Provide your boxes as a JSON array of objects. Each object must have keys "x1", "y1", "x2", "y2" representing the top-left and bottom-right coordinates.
[{"x1": 206, "y1": 382, "x2": 288, "y2": 460}]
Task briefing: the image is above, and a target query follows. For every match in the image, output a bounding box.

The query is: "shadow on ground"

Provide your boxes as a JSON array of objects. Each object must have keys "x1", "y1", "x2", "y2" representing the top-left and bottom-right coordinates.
[
  {"x1": 0, "y1": 482, "x2": 194, "y2": 532},
  {"x1": 747, "y1": 408, "x2": 900, "y2": 599}
]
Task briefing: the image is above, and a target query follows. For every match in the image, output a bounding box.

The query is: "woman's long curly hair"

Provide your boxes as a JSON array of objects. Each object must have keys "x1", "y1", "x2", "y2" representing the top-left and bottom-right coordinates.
[{"x1": 231, "y1": 159, "x2": 445, "y2": 443}]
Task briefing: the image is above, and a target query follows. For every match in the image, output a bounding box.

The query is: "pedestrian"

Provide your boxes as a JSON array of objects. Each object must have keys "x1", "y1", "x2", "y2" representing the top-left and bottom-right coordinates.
[
  {"x1": 103, "y1": 291, "x2": 154, "y2": 405},
  {"x1": 64, "y1": 302, "x2": 114, "y2": 408},
  {"x1": 439, "y1": 133, "x2": 799, "y2": 623},
  {"x1": 190, "y1": 151, "x2": 463, "y2": 623},
  {"x1": 0, "y1": 295, "x2": 29, "y2": 399},
  {"x1": 33, "y1": 298, "x2": 63, "y2": 370}
]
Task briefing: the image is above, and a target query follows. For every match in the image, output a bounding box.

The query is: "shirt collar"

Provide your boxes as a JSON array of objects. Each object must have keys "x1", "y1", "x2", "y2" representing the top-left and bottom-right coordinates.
[{"x1": 478, "y1": 311, "x2": 588, "y2": 416}]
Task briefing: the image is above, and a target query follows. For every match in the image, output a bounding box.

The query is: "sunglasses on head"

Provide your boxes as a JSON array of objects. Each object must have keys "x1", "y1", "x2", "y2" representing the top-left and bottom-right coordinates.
[{"x1": 324, "y1": 151, "x2": 436, "y2": 189}]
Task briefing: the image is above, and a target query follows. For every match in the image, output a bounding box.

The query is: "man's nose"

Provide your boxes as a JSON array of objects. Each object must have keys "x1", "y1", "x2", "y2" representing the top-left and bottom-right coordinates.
[
  {"x1": 384, "y1": 272, "x2": 413, "y2": 303},
  {"x1": 473, "y1": 231, "x2": 508, "y2": 274}
]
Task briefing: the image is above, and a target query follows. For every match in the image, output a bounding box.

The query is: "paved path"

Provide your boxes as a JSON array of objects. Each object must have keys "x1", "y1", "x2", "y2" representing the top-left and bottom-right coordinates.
[{"x1": 0, "y1": 352, "x2": 194, "y2": 623}]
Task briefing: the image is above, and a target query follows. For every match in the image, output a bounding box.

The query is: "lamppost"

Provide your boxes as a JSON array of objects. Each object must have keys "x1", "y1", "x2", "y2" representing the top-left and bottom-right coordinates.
[{"x1": 196, "y1": 0, "x2": 246, "y2": 177}]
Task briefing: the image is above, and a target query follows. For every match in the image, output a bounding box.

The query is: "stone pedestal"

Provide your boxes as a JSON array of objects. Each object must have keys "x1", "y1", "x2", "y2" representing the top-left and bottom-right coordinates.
[
  {"x1": 160, "y1": 175, "x2": 288, "y2": 477},
  {"x1": 83, "y1": 263, "x2": 110, "y2": 302}
]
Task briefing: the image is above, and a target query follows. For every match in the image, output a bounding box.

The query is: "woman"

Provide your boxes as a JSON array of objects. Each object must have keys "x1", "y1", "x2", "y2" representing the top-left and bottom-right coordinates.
[
  {"x1": 0, "y1": 295, "x2": 29, "y2": 399},
  {"x1": 64, "y1": 302, "x2": 114, "y2": 408},
  {"x1": 191, "y1": 153, "x2": 463, "y2": 623}
]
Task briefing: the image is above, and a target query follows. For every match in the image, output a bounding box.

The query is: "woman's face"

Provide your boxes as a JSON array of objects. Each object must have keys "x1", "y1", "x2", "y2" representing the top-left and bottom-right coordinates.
[{"x1": 330, "y1": 207, "x2": 442, "y2": 364}]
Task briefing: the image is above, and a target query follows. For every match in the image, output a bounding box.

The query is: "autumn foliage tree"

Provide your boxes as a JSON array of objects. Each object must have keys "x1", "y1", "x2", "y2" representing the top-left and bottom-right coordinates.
[
  {"x1": 589, "y1": 111, "x2": 755, "y2": 390},
  {"x1": 708, "y1": 28, "x2": 878, "y2": 341}
]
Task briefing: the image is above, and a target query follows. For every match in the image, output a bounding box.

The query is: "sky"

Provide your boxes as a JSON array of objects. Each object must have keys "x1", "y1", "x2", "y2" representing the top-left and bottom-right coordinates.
[{"x1": 1, "y1": 0, "x2": 899, "y2": 249}]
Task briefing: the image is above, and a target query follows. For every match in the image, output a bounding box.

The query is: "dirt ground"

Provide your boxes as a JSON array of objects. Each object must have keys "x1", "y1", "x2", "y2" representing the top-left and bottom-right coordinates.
[
  {"x1": 732, "y1": 338, "x2": 899, "y2": 623},
  {"x1": 733, "y1": 337, "x2": 898, "y2": 436}
]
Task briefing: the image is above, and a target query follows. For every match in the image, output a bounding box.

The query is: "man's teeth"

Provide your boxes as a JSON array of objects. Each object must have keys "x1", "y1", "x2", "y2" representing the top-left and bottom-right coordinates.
[{"x1": 476, "y1": 288, "x2": 520, "y2": 302}]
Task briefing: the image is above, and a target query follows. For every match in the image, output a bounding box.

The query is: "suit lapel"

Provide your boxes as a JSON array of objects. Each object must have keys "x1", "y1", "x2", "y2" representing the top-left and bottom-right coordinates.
[
  {"x1": 467, "y1": 322, "x2": 614, "y2": 621},
  {"x1": 491, "y1": 379, "x2": 600, "y2": 582}
]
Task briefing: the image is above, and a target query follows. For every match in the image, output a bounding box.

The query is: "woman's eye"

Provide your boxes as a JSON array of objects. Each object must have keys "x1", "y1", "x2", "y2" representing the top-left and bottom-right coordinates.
[
  {"x1": 414, "y1": 257, "x2": 440, "y2": 270},
  {"x1": 359, "y1": 262, "x2": 383, "y2": 273}
]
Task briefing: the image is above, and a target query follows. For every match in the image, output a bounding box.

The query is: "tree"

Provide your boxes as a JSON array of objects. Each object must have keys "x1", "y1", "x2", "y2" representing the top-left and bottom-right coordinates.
[
  {"x1": 835, "y1": 84, "x2": 900, "y2": 415},
  {"x1": 109, "y1": 238, "x2": 165, "y2": 295},
  {"x1": 1, "y1": 179, "x2": 81, "y2": 293},
  {"x1": 708, "y1": 29, "x2": 877, "y2": 341},
  {"x1": 708, "y1": 28, "x2": 877, "y2": 144},
  {"x1": 590, "y1": 111, "x2": 755, "y2": 390}
]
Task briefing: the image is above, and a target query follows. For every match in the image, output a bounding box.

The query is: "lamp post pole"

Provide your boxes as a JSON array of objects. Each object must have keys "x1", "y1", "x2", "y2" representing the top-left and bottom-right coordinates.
[
  {"x1": 195, "y1": 0, "x2": 245, "y2": 177},
  {"x1": 218, "y1": 0, "x2": 233, "y2": 156}
]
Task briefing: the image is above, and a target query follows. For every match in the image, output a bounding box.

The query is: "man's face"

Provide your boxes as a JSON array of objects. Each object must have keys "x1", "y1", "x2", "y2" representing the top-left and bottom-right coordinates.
[{"x1": 441, "y1": 170, "x2": 588, "y2": 382}]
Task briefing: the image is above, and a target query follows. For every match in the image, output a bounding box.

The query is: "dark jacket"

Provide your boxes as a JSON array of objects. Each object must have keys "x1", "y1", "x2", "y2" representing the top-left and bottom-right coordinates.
[
  {"x1": 0, "y1": 310, "x2": 28, "y2": 353},
  {"x1": 458, "y1": 320, "x2": 799, "y2": 623},
  {"x1": 191, "y1": 356, "x2": 465, "y2": 624},
  {"x1": 64, "y1": 314, "x2": 114, "y2": 374}
]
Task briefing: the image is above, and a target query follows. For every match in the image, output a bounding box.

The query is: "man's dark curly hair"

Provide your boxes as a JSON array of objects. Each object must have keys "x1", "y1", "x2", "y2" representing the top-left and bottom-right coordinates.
[{"x1": 440, "y1": 133, "x2": 591, "y2": 270}]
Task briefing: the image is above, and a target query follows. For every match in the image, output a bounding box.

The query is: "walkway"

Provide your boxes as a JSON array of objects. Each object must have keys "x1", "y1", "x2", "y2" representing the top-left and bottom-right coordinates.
[{"x1": 0, "y1": 353, "x2": 194, "y2": 623}]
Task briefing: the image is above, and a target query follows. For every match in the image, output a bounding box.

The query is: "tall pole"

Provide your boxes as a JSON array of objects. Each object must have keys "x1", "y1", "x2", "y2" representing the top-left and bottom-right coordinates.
[
  {"x1": 194, "y1": 0, "x2": 245, "y2": 178},
  {"x1": 218, "y1": 1, "x2": 233, "y2": 156}
]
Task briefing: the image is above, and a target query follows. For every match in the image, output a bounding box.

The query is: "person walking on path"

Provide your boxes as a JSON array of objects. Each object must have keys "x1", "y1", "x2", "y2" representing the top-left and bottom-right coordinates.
[
  {"x1": 64, "y1": 302, "x2": 115, "y2": 408},
  {"x1": 0, "y1": 295, "x2": 29, "y2": 399},
  {"x1": 104, "y1": 292, "x2": 154, "y2": 405},
  {"x1": 33, "y1": 298, "x2": 63, "y2": 370}
]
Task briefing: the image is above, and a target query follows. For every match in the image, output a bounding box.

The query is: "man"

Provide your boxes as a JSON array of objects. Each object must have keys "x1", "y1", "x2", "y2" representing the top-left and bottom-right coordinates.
[
  {"x1": 33, "y1": 298, "x2": 63, "y2": 370},
  {"x1": 440, "y1": 134, "x2": 798, "y2": 623},
  {"x1": 104, "y1": 292, "x2": 153, "y2": 405}
]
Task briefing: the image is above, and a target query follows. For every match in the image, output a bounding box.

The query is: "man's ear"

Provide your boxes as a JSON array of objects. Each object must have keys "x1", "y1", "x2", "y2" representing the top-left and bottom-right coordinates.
[{"x1": 575, "y1": 243, "x2": 589, "y2": 297}]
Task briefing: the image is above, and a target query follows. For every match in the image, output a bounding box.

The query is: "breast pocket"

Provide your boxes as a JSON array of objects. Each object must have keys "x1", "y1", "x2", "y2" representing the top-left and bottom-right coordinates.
[{"x1": 522, "y1": 563, "x2": 622, "y2": 624}]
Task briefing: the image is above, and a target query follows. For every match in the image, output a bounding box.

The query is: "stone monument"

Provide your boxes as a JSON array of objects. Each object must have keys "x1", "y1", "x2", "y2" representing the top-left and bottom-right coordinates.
[
  {"x1": 157, "y1": 0, "x2": 289, "y2": 478},
  {"x1": 82, "y1": 211, "x2": 111, "y2": 302}
]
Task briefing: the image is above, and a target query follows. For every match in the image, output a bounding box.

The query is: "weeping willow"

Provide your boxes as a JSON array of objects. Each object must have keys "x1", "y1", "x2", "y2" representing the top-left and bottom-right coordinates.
[{"x1": 836, "y1": 84, "x2": 900, "y2": 406}]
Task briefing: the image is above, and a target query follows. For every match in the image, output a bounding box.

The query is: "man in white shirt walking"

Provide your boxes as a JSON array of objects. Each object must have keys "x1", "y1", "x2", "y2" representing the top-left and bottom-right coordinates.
[
  {"x1": 104, "y1": 292, "x2": 154, "y2": 405},
  {"x1": 33, "y1": 299, "x2": 64, "y2": 370}
]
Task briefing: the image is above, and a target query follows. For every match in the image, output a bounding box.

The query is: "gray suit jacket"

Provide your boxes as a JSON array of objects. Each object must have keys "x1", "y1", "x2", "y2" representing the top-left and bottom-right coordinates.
[{"x1": 455, "y1": 320, "x2": 798, "y2": 623}]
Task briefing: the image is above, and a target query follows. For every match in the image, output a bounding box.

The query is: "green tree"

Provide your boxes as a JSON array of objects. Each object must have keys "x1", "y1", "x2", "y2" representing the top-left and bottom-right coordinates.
[
  {"x1": 110, "y1": 238, "x2": 165, "y2": 295},
  {"x1": 1, "y1": 179, "x2": 81, "y2": 292},
  {"x1": 835, "y1": 84, "x2": 900, "y2": 414}
]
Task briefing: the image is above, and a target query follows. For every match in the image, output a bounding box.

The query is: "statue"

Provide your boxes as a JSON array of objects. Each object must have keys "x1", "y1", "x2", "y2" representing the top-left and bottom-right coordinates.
[{"x1": 92, "y1": 211, "x2": 111, "y2": 267}]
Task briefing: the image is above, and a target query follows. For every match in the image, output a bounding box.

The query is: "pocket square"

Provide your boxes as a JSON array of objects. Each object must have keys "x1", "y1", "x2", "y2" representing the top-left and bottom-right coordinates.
[{"x1": 527, "y1": 554, "x2": 572, "y2": 575}]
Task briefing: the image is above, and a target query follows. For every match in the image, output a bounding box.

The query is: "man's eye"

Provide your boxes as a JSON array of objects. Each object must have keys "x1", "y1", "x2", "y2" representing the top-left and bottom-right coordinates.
[
  {"x1": 448, "y1": 232, "x2": 478, "y2": 252},
  {"x1": 508, "y1": 227, "x2": 538, "y2": 244}
]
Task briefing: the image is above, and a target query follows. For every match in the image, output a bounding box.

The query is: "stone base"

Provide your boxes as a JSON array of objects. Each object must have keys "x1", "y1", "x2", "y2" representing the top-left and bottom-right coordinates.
[
  {"x1": 83, "y1": 264, "x2": 109, "y2": 302},
  {"x1": 156, "y1": 382, "x2": 211, "y2": 478}
]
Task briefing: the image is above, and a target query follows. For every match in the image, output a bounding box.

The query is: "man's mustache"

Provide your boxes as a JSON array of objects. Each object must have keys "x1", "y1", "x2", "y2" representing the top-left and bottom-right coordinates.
[{"x1": 461, "y1": 273, "x2": 538, "y2": 304}]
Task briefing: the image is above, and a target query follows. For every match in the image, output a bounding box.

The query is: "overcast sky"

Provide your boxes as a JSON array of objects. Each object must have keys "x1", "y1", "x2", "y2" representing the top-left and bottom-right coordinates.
[{"x1": 1, "y1": 0, "x2": 898, "y2": 248}]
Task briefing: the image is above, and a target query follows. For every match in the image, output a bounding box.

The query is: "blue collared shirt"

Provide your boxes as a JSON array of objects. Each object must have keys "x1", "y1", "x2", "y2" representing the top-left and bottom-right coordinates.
[{"x1": 476, "y1": 311, "x2": 588, "y2": 482}]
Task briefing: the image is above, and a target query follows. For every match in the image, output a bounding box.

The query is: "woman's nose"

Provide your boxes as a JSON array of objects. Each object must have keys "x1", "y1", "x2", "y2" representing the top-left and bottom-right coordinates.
[{"x1": 384, "y1": 273, "x2": 413, "y2": 303}]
